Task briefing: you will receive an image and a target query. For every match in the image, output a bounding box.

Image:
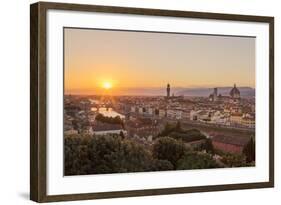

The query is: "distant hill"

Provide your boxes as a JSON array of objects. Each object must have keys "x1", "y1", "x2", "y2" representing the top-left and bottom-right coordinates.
[
  {"x1": 83, "y1": 87, "x2": 255, "y2": 97},
  {"x1": 175, "y1": 87, "x2": 255, "y2": 97}
]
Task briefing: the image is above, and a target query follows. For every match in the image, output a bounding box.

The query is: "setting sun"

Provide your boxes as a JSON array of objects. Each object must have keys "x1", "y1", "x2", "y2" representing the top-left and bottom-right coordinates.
[{"x1": 102, "y1": 81, "x2": 112, "y2": 90}]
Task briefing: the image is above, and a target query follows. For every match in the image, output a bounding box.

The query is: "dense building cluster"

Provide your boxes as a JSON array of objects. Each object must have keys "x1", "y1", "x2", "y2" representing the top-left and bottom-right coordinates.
[
  {"x1": 129, "y1": 84, "x2": 255, "y2": 129},
  {"x1": 64, "y1": 83, "x2": 255, "y2": 168}
]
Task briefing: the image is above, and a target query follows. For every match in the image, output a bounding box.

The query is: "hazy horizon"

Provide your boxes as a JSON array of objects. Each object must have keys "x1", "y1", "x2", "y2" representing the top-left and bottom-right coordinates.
[
  {"x1": 65, "y1": 28, "x2": 255, "y2": 95},
  {"x1": 65, "y1": 86, "x2": 255, "y2": 97}
]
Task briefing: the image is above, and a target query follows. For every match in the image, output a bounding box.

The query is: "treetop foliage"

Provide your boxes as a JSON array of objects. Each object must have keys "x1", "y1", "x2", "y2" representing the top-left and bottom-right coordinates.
[
  {"x1": 95, "y1": 113, "x2": 124, "y2": 127},
  {"x1": 64, "y1": 134, "x2": 220, "y2": 175},
  {"x1": 158, "y1": 122, "x2": 207, "y2": 143}
]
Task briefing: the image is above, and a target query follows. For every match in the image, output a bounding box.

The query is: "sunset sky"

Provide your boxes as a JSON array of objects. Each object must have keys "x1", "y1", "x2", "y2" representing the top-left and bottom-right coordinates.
[{"x1": 64, "y1": 28, "x2": 255, "y2": 95}]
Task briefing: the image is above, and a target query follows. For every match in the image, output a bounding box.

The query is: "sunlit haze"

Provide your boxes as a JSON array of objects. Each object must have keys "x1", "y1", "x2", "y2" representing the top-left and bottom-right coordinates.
[{"x1": 102, "y1": 81, "x2": 112, "y2": 90}]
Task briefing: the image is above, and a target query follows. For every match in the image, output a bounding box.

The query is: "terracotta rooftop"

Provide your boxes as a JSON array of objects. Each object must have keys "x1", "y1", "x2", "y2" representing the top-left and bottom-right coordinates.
[
  {"x1": 211, "y1": 134, "x2": 251, "y2": 146},
  {"x1": 92, "y1": 123, "x2": 123, "y2": 131}
]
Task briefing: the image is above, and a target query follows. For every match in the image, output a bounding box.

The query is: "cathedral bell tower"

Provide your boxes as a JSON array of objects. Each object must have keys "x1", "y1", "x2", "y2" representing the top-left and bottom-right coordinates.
[{"x1": 167, "y1": 83, "x2": 170, "y2": 98}]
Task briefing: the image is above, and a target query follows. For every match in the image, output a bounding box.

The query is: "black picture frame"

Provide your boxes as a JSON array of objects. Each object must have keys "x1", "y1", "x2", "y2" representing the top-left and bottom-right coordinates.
[{"x1": 30, "y1": 1, "x2": 274, "y2": 202}]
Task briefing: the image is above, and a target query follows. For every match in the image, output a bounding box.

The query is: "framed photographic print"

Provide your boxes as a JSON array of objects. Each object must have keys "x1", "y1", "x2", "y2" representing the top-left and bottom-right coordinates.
[{"x1": 30, "y1": 1, "x2": 274, "y2": 202}]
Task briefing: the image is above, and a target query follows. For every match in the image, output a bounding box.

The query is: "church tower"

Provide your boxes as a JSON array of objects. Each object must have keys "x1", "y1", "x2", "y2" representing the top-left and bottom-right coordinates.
[{"x1": 167, "y1": 83, "x2": 170, "y2": 98}]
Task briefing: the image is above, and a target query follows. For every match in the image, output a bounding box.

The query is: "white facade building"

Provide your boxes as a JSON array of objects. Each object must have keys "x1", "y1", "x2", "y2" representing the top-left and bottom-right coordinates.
[{"x1": 93, "y1": 129, "x2": 127, "y2": 136}]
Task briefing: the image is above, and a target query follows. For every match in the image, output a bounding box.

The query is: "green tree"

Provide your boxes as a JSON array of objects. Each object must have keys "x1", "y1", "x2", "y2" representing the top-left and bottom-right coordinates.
[
  {"x1": 64, "y1": 135, "x2": 156, "y2": 175},
  {"x1": 95, "y1": 113, "x2": 124, "y2": 127},
  {"x1": 243, "y1": 137, "x2": 255, "y2": 163},
  {"x1": 152, "y1": 137, "x2": 187, "y2": 166},
  {"x1": 64, "y1": 136, "x2": 92, "y2": 175},
  {"x1": 152, "y1": 159, "x2": 174, "y2": 171},
  {"x1": 177, "y1": 152, "x2": 220, "y2": 170},
  {"x1": 221, "y1": 153, "x2": 246, "y2": 167},
  {"x1": 157, "y1": 123, "x2": 207, "y2": 143},
  {"x1": 194, "y1": 138, "x2": 214, "y2": 154}
]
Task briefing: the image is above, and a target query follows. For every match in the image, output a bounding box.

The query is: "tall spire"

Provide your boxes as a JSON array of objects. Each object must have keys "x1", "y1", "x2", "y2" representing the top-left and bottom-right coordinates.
[{"x1": 167, "y1": 83, "x2": 170, "y2": 98}]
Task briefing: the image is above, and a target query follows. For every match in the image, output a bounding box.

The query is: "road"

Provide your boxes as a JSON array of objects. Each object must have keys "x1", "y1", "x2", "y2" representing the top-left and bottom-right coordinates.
[{"x1": 165, "y1": 119, "x2": 255, "y2": 138}]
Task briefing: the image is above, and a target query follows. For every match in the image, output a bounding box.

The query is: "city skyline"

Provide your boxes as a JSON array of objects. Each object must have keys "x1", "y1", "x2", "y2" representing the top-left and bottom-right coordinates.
[
  {"x1": 64, "y1": 85, "x2": 255, "y2": 97},
  {"x1": 64, "y1": 28, "x2": 255, "y2": 95}
]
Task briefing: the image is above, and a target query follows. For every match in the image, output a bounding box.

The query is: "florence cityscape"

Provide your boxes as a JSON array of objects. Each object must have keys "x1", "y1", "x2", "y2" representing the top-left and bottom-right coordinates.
[{"x1": 64, "y1": 28, "x2": 255, "y2": 175}]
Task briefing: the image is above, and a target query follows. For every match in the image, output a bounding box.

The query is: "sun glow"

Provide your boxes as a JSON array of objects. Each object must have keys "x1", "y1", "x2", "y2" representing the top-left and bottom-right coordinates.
[{"x1": 102, "y1": 81, "x2": 112, "y2": 90}]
